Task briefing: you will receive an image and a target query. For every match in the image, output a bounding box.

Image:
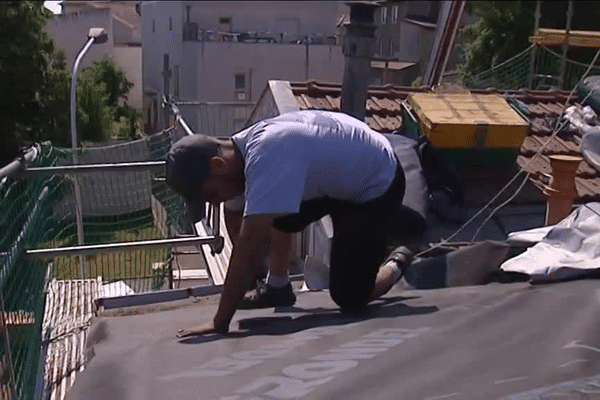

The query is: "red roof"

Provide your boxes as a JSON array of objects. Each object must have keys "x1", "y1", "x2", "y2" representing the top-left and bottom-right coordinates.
[{"x1": 289, "y1": 81, "x2": 600, "y2": 203}]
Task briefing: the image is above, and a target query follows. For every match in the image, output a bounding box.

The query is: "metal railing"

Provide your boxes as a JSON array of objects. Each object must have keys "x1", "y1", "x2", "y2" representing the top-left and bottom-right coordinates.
[
  {"x1": 1, "y1": 161, "x2": 223, "y2": 261},
  {"x1": 0, "y1": 98, "x2": 228, "y2": 400}
]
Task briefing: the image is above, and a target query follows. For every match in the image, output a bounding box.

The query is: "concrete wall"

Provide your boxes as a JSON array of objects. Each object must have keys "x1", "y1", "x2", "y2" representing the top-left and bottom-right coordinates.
[
  {"x1": 47, "y1": 8, "x2": 143, "y2": 110},
  {"x1": 113, "y1": 15, "x2": 140, "y2": 44},
  {"x1": 113, "y1": 46, "x2": 143, "y2": 110},
  {"x1": 372, "y1": 1, "x2": 440, "y2": 85},
  {"x1": 141, "y1": 1, "x2": 184, "y2": 130},
  {"x1": 185, "y1": 42, "x2": 344, "y2": 103},
  {"x1": 176, "y1": 102, "x2": 255, "y2": 137},
  {"x1": 183, "y1": 1, "x2": 347, "y2": 38},
  {"x1": 46, "y1": 8, "x2": 114, "y2": 71},
  {"x1": 141, "y1": 1, "x2": 345, "y2": 129}
]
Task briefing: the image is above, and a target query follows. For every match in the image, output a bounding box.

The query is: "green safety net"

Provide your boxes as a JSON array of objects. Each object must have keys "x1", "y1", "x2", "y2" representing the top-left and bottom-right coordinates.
[
  {"x1": 460, "y1": 45, "x2": 600, "y2": 91},
  {"x1": 0, "y1": 129, "x2": 186, "y2": 399}
]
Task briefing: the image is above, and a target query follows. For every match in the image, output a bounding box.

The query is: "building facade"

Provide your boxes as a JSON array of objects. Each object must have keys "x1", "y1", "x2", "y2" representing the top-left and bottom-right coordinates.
[
  {"x1": 46, "y1": 1, "x2": 143, "y2": 110},
  {"x1": 140, "y1": 1, "x2": 348, "y2": 133},
  {"x1": 373, "y1": 0, "x2": 475, "y2": 86}
]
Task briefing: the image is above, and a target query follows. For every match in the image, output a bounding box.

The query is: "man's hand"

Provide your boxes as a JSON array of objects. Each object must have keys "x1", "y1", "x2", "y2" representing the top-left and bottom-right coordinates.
[
  {"x1": 176, "y1": 319, "x2": 229, "y2": 338},
  {"x1": 176, "y1": 215, "x2": 275, "y2": 339}
]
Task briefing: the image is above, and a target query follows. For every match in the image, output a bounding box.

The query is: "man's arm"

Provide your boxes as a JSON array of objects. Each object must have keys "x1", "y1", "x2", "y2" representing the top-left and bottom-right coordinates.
[
  {"x1": 177, "y1": 214, "x2": 274, "y2": 338},
  {"x1": 224, "y1": 207, "x2": 243, "y2": 243}
]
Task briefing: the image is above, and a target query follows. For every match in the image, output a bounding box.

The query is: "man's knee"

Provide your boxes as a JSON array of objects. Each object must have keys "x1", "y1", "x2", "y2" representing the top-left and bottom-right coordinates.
[{"x1": 329, "y1": 284, "x2": 371, "y2": 311}]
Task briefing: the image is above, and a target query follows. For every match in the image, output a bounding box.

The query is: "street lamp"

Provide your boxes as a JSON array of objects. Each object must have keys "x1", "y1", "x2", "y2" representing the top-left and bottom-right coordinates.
[{"x1": 70, "y1": 27, "x2": 108, "y2": 279}]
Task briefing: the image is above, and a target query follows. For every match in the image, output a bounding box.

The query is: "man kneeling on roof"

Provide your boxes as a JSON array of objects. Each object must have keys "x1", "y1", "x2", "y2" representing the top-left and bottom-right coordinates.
[{"x1": 166, "y1": 110, "x2": 413, "y2": 338}]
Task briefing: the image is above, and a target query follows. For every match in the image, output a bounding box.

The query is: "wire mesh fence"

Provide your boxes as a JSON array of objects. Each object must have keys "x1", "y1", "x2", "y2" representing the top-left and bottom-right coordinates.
[
  {"x1": 0, "y1": 128, "x2": 187, "y2": 400},
  {"x1": 459, "y1": 45, "x2": 600, "y2": 91}
]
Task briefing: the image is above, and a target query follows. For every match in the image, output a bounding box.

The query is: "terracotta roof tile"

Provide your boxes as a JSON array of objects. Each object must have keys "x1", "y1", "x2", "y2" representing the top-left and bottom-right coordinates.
[
  {"x1": 287, "y1": 81, "x2": 600, "y2": 202},
  {"x1": 528, "y1": 103, "x2": 548, "y2": 117},
  {"x1": 576, "y1": 177, "x2": 600, "y2": 201},
  {"x1": 530, "y1": 117, "x2": 554, "y2": 136}
]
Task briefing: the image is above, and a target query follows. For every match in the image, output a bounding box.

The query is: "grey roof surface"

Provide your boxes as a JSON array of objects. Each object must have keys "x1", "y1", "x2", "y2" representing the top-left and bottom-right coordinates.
[{"x1": 65, "y1": 279, "x2": 600, "y2": 400}]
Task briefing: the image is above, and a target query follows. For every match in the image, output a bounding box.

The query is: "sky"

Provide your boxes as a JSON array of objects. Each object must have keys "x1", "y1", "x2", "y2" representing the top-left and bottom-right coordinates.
[{"x1": 44, "y1": 1, "x2": 62, "y2": 14}]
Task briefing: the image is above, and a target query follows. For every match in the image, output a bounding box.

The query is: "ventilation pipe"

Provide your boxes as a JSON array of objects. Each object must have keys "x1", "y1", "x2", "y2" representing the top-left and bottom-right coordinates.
[
  {"x1": 543, "y1": 154, "x2": 582, "y2": 225},
  {"x1": 341, "y1": 1, "x2": 378, "y2": 120}
]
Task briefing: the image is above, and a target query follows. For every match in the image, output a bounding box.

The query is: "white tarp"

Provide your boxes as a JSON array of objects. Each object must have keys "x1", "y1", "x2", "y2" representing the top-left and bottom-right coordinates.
[{"x1": 502, "y1": 202, "x2": 600, "y2": 282}]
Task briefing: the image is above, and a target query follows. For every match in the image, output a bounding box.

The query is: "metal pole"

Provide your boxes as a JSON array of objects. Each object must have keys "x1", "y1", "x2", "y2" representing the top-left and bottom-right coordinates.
[
  {"x1": 340, "y1": 2, "x2": 377, "y2": 120},
  {"x1": 23, "y1": 161, "x2": 166, "y2": 177},
  {"x1": 0, "y1": 147, "x2": 38, "y2": 181},
  {"x1": 559, "y1": 0, "x2": 574, "y2": 89},
  {"x1": 528, "y1": 0, "x2": 542, "y2": 89},
  {"x1": 22, "y1": 236, "x2": 218, "y2": 260},
  {"x1": 71, "y1": 37, "x2": 95, "y2": 279},
  {"x1": 435, "y1": 0, "x2": 466, "y2": 85},
  {"x1": 305, "y1": 40, "x2": 309, "y2": 80}
]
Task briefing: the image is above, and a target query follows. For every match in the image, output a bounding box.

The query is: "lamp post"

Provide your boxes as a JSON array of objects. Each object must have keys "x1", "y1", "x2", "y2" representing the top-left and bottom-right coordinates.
[{"x1": 70, "y1": 27, "x2": 108, "y2": 279}]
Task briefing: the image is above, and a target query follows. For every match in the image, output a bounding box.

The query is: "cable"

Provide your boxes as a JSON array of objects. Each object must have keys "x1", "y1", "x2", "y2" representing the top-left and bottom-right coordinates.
[
  {"x1": 416, "y1": 47, "x2": 600, "y2": 258},
  {"x1": 471, "y1": 172, "x2": 531, "y2": 242}
]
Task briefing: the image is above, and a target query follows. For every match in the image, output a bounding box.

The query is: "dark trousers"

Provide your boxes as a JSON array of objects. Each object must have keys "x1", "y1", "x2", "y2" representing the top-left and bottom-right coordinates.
[{"x1": 273, "y1": 163, "x2": 405, "y2": 310}]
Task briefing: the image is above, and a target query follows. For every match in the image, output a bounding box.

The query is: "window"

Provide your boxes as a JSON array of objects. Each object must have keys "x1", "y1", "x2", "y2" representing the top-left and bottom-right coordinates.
[
  {"x1": 392, "y1": 5, "x2": 399, "y2": 23},
  {"x1": 152, "y1": 19, "x2": 155, "y2": 33},
  {"x1": 381, "y1": 7, "x2": 387, "y2": 24},
  {"x1": 378, "y1": 38, "x2": 383, "y2": 56},
  {"x1": 235, "y1": 73, "x2": 246, "y2": 90},
  {"x1": 169, "y1": 17, "x2": 172, "y2": 31},
  {"x1": 389, "y1": 39, "x2": 394, "y2": 56}
]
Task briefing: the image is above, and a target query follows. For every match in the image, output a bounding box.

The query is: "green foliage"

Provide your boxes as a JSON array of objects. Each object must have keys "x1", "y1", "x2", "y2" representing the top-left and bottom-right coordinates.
[
  {"x1": 76, "y1": 73, "x2": 113, "y2": 143},
  {"x1": 459, "y1": 1, "x2": 600, "y2": 85},
  {"x1": 0, "y1": 1, "x2": 59, "y2": 165},
  {"x1": 40, "y1": 49, "x2": 72, "y2": 147},
  {"x1": 80, "y1": 57, "x2": 134, "y2": 121},
  {"x1": 76, "y1": 57, "x2": 138, "y2": 143},
  {"x1": 0, "y1": 2, "x2": 139, "y2": 165},
  {"x1": 459, "y1": 1, "x2": 535, "y2": 83}
]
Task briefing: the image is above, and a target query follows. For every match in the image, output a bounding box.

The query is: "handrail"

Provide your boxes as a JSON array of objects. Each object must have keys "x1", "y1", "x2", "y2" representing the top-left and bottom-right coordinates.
[
  {"x1": 0, "y1": 146, "x2": 38, "y2": 181},
  {"x1": 22, "y1": 161, "x2": 165, "y2": 177}
]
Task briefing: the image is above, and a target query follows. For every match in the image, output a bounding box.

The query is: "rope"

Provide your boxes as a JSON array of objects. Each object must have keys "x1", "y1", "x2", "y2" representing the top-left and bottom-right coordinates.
[{"x1": 416, "y1": 47, "x2": 600, "y2": 258}]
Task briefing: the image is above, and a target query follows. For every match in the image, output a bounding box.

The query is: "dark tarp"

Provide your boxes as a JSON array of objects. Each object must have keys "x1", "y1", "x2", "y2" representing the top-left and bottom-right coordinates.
[{"x1": 66, "y1": 279, "x2": 600, "y2": 400}]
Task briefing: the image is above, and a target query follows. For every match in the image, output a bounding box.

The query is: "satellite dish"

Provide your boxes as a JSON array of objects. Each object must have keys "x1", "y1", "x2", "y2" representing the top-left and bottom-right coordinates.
[{"x1": 580, "y1": 131, "x2": 600, "y2": 173}]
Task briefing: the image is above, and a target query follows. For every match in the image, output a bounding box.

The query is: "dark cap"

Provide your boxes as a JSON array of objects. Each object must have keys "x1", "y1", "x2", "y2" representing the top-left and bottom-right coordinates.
[{"x1": 165, "y1": 134, "x2": 220, "y2": 222}]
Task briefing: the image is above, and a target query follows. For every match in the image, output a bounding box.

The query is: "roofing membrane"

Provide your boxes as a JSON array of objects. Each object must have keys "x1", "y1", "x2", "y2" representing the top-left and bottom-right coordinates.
[{"x1": 65, "y1": 280, "x2": 600, "y2": 400}]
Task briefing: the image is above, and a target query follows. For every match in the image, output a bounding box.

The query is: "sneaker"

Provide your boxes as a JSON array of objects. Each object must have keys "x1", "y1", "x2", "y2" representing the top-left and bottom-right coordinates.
[
  {"x1": 239, "y1": 281, "x2": 296, "y2": 309},
  {"x1": 384, "y1": 246, "x2": 414, "y2": 282}
]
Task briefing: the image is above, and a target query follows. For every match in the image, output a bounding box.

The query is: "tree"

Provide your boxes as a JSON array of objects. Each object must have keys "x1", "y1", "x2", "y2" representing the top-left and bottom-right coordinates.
[
  {"x1": 0, "y1": 1, "x2": 64, "y2": 165},
  {"x1": 458, "y1": 1, "x2": 600, "y2": 83},
  {"x1": 80, "y1": 57, "x2": 134, "y2": 121},
  {"x1": 0, "y1": 2, "x2": 139, "y2": 166},
  {"x1": 77, "y1": 57, "x2": 137, "y2": 142},
  {"x1": 77, "y1": 72, "x2": 114, "y2": 143}
]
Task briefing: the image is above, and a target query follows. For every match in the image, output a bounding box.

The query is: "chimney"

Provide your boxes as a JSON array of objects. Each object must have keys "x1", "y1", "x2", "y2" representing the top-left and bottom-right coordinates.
[
  {"x1": 340, "y1": 1, "x2": 378, "y2": 120},
  {"x1": 544, "y1": 154, "x2": 582, "y2": 225}
]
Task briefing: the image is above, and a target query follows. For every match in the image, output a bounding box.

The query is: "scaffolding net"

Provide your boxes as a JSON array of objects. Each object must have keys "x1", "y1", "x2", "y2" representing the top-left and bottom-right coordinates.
[
  {"x1": 0, "y1": 128, "x2": 186, "y2": 399},
  {"x1": 460, "y1": 45, "x2": 600, "y2": 90}
]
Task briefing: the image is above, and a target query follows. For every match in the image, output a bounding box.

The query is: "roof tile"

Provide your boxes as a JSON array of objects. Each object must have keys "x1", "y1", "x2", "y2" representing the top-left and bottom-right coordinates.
[{"x1": 288, "y1": 81, "x2": 600, "y2": 203}]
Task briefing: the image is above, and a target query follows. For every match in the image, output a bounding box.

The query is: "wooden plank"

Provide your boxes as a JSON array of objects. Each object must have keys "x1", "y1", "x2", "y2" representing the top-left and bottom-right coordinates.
[
  {"x1": 42, "y1": 279, "x2": 101, "y2": 400},
  {"x1": 194, "y1": 203, "x2": 233, "y2": 285},
  {"x1": 172, "y1": 269, "x2": 209, "y2": 280},
  {"x1": 529, "y1": 28, "x2": 600, "y2": 48},
  {"x1": 1, "y1": 311, "x2": 35, "y2": 328}
]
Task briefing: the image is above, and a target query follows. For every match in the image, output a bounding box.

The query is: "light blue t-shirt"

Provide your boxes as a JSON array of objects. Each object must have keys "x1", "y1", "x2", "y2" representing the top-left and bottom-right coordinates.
[{"x1": 228, "y1": 110, "x2": 397, "y2": 216}]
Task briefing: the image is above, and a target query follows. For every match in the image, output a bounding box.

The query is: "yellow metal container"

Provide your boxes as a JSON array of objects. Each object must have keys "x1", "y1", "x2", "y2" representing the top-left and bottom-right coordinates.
[{"x1": 407, "y1": 93, "x2": 528, "y2": 149}]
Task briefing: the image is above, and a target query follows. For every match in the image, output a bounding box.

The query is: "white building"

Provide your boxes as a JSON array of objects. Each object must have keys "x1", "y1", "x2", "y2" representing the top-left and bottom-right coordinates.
[
  {"x1": 46, "y1": 1, "x2": 143, "y2": 110},
  {"x1": 140, "y1": 1, "x2": 348, "y2": 134}
]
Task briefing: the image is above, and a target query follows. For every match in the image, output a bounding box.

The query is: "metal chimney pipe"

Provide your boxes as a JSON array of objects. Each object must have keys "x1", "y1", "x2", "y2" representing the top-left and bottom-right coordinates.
[
  {"x1": 341, "y1": 1, "x2": 378, "y2": 120},
  {"x1": 543, "y1": 154, "x2": 582, "y2": 225}
]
